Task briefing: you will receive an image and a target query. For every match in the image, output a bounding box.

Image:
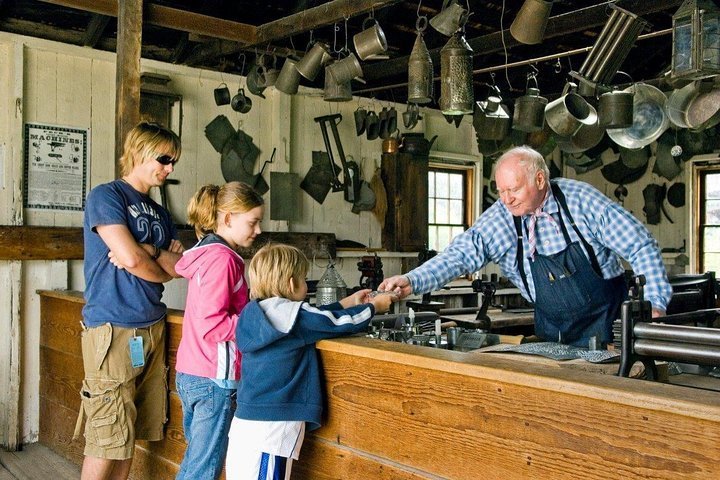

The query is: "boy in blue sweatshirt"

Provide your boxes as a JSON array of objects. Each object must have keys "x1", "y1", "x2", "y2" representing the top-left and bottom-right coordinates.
[{"x1": 225, "y1": 243, "x2": 395, "y2": 479}]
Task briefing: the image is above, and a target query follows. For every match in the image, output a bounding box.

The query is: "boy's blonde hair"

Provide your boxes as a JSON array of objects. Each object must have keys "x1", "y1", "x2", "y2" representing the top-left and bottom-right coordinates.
[
  {"x1": 248, "y1": 243, "x2": 308, "y2": 300},
  {"x1": 119, "y1": 122, "x2": 181, "y2": 177},
  {"x1": 186, "y1": 181, "x2": 264, "y2": 239}
]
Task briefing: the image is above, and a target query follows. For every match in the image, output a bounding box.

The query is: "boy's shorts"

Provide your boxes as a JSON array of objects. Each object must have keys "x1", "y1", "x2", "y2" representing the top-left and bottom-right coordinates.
[{"x1": 75, "y1": 320, "x2": 167, "y2": 460}]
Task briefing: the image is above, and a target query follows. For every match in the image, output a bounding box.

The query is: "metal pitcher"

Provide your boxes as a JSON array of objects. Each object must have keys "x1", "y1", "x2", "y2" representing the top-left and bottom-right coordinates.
[
  {"x1": 353, "y1": 18, "x2": 388, "y2": 60},
  {"x1": 275, "y1": 57, "x2": 301, "y2": 95},
  {"x1": 544, "y1": 90, "x2": 598, "y2": 137},
  {"x1": 513, "y1": 87, "x2": 548, "y2": 132},
  {"x1": 296, "y1": 41, "x2": 332, "y2": 81},
  {"x1": 430, "y1": 0, "x2": 468, "y2": 37},
  {"x1": 323, "y1": 65, "x2": 352, "y2": 102},
  {"x1": 598, "y1": 90, "x2": 634, "y2": 128},
  {"x1": 439, "y1": 32, "x2": 474, "y2": 115},
  {"x1": 326, "y1": 52, "x2": 363, "y2": 84}
]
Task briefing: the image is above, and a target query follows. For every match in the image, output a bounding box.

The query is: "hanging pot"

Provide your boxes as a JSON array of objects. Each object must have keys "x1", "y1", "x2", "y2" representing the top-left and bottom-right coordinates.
[
  {"x1": 607, "y1": 83, "x2": 669, "y2": 149},
  {"x1": 513, "y1": 87, "x2": 547, "y2": 132},
  {"x1": 555, "y1": 119, "x2": 605, "y2": 154}
]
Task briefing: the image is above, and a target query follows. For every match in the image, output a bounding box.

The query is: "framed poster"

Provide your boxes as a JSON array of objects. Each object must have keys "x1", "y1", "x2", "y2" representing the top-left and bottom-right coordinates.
[{"x1": 24, "y1": 123, "x2": 89, "y2": 211}]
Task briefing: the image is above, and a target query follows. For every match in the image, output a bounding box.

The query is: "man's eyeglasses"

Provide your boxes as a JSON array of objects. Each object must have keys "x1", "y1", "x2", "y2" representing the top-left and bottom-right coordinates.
[{"x1": 155, "y1": 154, "x2": 178, "y2": 166}]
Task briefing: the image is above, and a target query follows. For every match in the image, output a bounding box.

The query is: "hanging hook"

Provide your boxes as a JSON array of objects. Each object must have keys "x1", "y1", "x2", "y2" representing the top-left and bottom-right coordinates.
[
  {"x1": 416, "y1": 0, "x2": 423, "y2": 18},
  {"x1": 237, "y1": 53, "x2": 246, "y2": 74},
  {"x1": 333, "y1": 22, "x2": 341, "y2": 53},
  {"x1": 526, "y1": 64, "x2": 539, "y2": 91},
  {"x1": 343, "y1": 16, "x2": 350, "y2": 54},
  {"x1": 306, "y1": 30, "x2": 314, "y2": 53},
  {"x1": 553, "y1": 57, "x2": 562, "y2": 74}
]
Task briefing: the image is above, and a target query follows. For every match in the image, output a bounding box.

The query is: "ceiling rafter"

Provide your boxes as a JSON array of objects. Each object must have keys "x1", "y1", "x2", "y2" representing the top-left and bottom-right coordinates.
[
  {"x1": 363, "y1": 0, "x2": 683, "y2": 82},
  {"x1": 184, "y1": 0, "x2": 405, "y2": 67},
  {"x1": 38, "y1": 0, "x2": 258, "y2": 43},
  {"x1": 82, "y1": 13, "x2": 110, "y2": 47}
]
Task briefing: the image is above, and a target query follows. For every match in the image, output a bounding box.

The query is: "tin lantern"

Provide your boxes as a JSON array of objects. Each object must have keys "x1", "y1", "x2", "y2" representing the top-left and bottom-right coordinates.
[
  {"x1": 671, "y1": 0, "x2": 720, "y2": 80},
  {"x1": 439, "y1": 32, "x2": 474, "y2": 115}
]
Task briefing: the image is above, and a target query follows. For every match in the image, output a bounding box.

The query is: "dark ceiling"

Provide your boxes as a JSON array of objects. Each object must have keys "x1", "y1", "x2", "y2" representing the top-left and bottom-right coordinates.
[{"x1": 0, "y1": 0, "x2": 689, "y2": 104}]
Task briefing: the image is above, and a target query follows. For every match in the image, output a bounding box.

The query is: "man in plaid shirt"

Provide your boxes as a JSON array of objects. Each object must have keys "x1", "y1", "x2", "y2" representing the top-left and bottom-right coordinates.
[{"x1": 380, "y1": 146, "x2": 671, "y2": 347}]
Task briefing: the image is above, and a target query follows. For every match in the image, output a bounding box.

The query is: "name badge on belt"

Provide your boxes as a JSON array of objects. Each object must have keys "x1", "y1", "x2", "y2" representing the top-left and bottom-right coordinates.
[{"x1": 129, "y1": 335, "x2": 145, "y2": 368}]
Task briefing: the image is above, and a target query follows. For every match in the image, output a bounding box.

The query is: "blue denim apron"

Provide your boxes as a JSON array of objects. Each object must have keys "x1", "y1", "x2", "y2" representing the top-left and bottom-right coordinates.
[{"x1": 514, "y1": 183, "x2": 627, "y2": 347}]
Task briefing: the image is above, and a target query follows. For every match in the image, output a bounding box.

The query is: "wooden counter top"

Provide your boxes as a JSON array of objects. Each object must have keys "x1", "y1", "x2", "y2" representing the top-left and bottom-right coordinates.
[{"x1": 37, "y1": 290, "x2": 720, "y2": 479}]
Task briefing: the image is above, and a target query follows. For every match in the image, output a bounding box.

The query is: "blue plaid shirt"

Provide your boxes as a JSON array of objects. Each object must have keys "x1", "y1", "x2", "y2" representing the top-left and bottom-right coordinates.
[{"x1": 407, "y1": 178, "x2": 672, "y2": 311}]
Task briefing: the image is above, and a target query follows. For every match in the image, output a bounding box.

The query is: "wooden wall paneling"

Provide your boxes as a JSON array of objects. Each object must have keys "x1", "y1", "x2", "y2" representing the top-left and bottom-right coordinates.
[
  {"x1": 89, "y1": 58, "x2": 116, "y2": 188},
  {"x1": 0, "y1": 40, "x2": 25, "y2": 451}
]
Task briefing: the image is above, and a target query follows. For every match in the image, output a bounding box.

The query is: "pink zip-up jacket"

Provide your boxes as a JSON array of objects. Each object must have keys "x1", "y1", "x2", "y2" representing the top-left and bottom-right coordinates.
[{"x1": 175, "y1": 233, "x2": 248, "y2": 381}]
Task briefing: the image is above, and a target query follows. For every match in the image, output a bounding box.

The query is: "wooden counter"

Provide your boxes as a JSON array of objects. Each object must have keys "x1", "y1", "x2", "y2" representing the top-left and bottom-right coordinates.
[{"x1": 39, "y1": 290, "x2": 720, "y2": 479}]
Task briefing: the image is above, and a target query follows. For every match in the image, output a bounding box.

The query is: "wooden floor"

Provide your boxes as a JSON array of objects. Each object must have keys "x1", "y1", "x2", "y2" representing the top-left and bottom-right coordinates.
[{"x1": 0, "y1": 443, "x2": 79, "y2": 480}]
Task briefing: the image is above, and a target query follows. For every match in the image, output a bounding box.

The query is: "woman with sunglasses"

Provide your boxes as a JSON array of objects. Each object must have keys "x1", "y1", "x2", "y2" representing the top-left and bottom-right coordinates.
[{"x1": 78, "y1": 121, "x2": 185, "y2": 480}]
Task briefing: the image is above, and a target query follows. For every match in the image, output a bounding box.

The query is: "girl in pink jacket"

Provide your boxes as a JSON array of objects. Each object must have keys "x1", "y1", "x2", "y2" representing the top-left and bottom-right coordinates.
[{"x1": 175, "y1": 181, "x2": 264, "y2": 480}]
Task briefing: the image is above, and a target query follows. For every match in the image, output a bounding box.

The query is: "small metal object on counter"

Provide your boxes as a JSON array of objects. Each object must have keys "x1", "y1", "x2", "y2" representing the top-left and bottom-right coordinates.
[
  {"x1": 446, "y1": 327, "x2": 459, "y2": 350},
  {"x1": 315, "y1": 262, "x2": 347, "y2": 306}
]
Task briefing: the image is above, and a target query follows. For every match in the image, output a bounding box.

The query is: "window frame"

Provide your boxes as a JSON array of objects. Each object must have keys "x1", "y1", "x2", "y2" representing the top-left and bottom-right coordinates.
[
  {"x1": 688, "y1": 156, "x2": 720, "y2": 273},
  {"x1": 427, "y1": 152, "x2": 480, "y2": 251}
]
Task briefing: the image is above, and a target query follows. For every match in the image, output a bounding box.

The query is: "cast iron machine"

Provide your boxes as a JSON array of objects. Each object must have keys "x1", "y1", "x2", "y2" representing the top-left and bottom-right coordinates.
[
  {"x1": 615, "y1": 275, "x2": 720, "y2": 380},
  {"x1": 357, "y1": 254, "x2": 384, "y2": 291},
  {"x1": 471, "y1": 276, "x2": 496, "y2": 332}
]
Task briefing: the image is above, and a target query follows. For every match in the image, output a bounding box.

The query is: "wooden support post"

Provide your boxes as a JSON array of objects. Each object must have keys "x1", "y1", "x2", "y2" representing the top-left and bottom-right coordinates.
[{"x1": 114, "y1": 0, "x2": 143, "y2": 177}]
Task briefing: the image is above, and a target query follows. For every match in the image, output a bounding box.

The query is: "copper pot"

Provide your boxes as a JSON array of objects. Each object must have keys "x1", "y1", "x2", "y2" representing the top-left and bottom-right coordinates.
[{"x1": 382, "y1": 136, "x2": 399, "y2": 154}]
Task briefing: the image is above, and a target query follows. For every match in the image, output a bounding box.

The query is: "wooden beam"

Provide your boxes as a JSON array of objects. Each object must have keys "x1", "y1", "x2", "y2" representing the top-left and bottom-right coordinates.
[
  {"x1": 186, "y1": 0, "x2": 403, "y2": 68},
  {"x1": 115, "y1": 0, "x2": 142, "y2": 173},
  {"x1": 254, "y1": 0, "x2": 404, "y2": 45},
  {"x1": 82, "y1": 13, "x2": 111, "y2": 48},
  {"x1": 0, "y1": 227, "x2": 84, "y2": 261},
  {"x1": 363, "y1": 0, "x2": 683, "y2": 81},
  {"x1": 38, "y1": 0, "x2": 257, "y2": 44}
]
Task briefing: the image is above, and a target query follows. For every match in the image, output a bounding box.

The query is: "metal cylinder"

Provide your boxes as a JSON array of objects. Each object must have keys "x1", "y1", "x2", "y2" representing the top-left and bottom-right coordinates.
[
  {"x1": 323, "y1": 66, "x2": 353, "y2": 102},
  {"x1": 439, "y1": 32, "x2": 474, "y2": 115},
  {"x1": 510, "y1": 0, "x2": 553, "y2": 45},
  {"x1": 408, "y1": 33, "x2": 434, "y2": 104},
  {"x1": 634, "y1": 322, "x2": 720, "y2": 346},
  {"x1": 579, "y1": 7, "x2": 621, "y2": 75},
  {"x1": 634, "y1": 339, "x2": 720, "y2": 366},
  {"x1": 296, "y1": 41, "x2": 331, "y2": 81}
]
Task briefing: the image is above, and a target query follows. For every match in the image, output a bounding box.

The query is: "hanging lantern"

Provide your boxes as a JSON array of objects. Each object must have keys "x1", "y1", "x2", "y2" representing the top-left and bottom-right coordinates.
[
  {"x1": 439, "y1": 32, "x2": 474, "y2": 115},
  {"x1": 315, "y1": 262, "x2": 347, "y2": 306},
  {"x1": 671, "y1": 0, "x2": 720, "y2": 80},
  {"x1": 408, "y1": 17, "x2": 434, "y2": 104}
]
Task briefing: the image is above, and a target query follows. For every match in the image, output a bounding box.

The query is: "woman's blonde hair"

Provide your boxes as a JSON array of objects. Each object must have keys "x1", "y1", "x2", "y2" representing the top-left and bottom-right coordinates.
[
  {"x1": 186, "y1": 181, "x2": 264, "y2": 239},
  {"x1": 119, "y1": 122, "x2": 182, "y2": 177},
  {"x1": 247, "y1": 243, "x2": 308, "y2": 300}
]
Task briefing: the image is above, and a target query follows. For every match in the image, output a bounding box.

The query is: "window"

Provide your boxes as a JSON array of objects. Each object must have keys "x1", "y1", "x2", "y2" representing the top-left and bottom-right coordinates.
[
  {"x1": 428, "y1": 167, "x2": 471, "y2": 251},
  {"x1": 699, "y1": 169, "x2": 720, "y2": 273}
]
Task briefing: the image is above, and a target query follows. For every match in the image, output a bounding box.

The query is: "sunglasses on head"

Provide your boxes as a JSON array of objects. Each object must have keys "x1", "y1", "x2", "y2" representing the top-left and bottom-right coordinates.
[{"x1": 155, "y1": 154, "x2": 178, "y2": 166}]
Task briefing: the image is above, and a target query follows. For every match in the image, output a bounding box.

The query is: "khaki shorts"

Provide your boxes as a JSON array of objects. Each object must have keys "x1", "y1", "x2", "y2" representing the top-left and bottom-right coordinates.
[{"x1": 76, "y1": 320, "x2": 168, "y2": 460}]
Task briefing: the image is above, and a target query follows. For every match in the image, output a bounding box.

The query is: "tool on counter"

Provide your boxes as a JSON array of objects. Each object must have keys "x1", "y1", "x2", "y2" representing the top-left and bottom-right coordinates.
[
  {"x1": 471, "y1": 277, "x2": 496, "y2": 332},
  {"x1": 314, "y1": 113, "x2": 360, "y2": 203}
]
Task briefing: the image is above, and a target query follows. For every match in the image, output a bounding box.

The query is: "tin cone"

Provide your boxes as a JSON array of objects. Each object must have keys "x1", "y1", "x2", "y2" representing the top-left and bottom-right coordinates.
[{"x1": 408, "y1": 32, "x2": 434, "y2": 104}]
